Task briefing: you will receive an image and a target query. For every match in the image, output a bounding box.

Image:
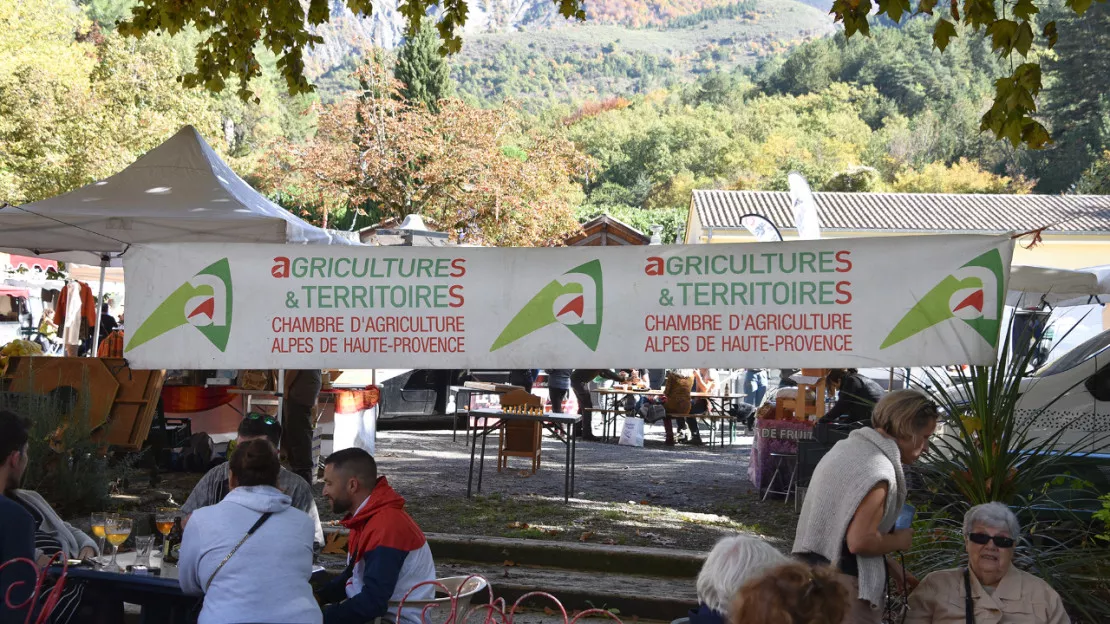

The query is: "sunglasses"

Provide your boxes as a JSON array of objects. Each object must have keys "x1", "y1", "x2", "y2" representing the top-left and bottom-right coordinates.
[
  {"x1": 246, "y1": 413, "x2": 278, "y2": 426},
  {"x1": 968, "y1": 533, "x2": 1015, "y2": 548}
]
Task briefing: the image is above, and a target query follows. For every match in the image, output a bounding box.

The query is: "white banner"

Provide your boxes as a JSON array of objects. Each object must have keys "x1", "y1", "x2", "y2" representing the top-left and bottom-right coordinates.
[{"x1": 123, "y1": 235, "x2": 1013, "y2": 369}]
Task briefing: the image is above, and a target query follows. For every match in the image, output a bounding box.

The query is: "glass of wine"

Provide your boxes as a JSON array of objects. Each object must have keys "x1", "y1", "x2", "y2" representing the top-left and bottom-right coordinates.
[
  {"x1": 105, "y1": 516, "x2": 132, "y2": 572},
  {"x1": 90, "y1": 513, "x2": 110, "y2": 565},
  {"x1": 155, "y1": 510, "x2": 176, "y2": 560}
]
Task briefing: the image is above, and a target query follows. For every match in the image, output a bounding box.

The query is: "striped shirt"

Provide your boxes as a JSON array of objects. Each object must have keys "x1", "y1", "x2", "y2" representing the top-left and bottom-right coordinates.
[{"x1": 181, "y1": 463, "x2": 324, "y2": 546}]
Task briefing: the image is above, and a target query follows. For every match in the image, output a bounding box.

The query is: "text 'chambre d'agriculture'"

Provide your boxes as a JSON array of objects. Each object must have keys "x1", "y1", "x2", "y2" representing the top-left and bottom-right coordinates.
[
  {"x1": 642, "y1": 249, "x2": 856, "y2": 354},
  {"x1": 267, "y1": 255, "x2": 468, "y2": 355}
]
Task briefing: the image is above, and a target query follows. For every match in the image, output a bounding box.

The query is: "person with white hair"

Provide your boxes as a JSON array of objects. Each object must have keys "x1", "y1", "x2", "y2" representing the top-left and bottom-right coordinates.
[
  {"x1": 686, "y1": 535, "x2": 787, "y2": 624},
  {"x1": 906, "y1": 502, "x2": 1070, "y2": 623}
]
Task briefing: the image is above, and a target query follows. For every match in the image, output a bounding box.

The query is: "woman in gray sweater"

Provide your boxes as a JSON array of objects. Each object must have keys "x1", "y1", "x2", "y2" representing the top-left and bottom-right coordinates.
[{"x1": 793, "y1": 390, "x2": 939, "y2": 623}]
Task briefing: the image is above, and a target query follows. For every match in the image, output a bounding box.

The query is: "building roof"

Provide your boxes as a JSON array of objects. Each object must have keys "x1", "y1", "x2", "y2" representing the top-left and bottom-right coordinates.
[
  {"x1": 566, "y1": 215, "x2": 650, "y2": 246},
  {"x1": 692, "y1": 190, "x2": 1110, "y2": 235}
]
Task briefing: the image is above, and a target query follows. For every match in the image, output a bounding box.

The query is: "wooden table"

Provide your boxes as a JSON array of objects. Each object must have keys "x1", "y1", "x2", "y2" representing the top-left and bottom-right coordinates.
[
  {"x1": 594, "y1": 388, "x2": 745, "y2": 446},
  {"x1": 466, "y1": 409, "x2": 581, "y2": 503}
]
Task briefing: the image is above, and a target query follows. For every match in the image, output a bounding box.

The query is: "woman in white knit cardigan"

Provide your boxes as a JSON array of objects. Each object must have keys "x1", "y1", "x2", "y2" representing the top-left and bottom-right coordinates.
[{"x1": 793, "y1": 389, "x2": 939, "y2": 624}]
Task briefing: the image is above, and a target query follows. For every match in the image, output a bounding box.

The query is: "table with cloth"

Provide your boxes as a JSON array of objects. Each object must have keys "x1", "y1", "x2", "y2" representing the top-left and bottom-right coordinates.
[{"x1": 747, "y1": 418, "x2": 815, "y2": 489}]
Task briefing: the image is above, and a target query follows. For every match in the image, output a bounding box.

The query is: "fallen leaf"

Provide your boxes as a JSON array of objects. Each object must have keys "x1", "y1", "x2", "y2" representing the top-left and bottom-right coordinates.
[
  {"x1": 503, "y1": 560, "x2": 516, "y2": 567},
  {"x1": 639, "y1": 500, "x2": 649, "y2": 505},
  {"x1": 517, "y1": 470, "x2": 532, "y2": 478},
  {"x1": 506, "y1": 521, "x2": 529, "y2": 530},
  {"x1": 544, "y1": 607, "x2": 555, "y2": 616},
  {"x1": 579, "y1": 531, "x2": 594, "y2": 542}
]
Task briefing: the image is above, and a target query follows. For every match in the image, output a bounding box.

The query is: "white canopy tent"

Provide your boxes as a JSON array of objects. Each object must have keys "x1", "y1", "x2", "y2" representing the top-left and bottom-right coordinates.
[
  {"x1": 1008, "y1": 265, "x2": 1110, "y2": 308},
  {"x1": 0, "y1": 124, "x2": 356, "y2": 351}
]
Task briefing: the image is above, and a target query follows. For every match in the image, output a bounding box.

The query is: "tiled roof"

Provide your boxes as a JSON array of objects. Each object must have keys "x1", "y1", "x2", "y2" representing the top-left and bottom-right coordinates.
[{"x1": 692, "y1": 191, "x2": 1110, "y2": 234}]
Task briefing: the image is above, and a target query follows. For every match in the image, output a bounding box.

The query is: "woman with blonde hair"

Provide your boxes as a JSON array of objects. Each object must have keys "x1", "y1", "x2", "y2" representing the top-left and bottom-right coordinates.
[
  {"x1": 730, "y1": 562, "x2": 850, "y2": 624},
  {"x1": 793, "y1": 389, "x2": 939, "y2": 623}
]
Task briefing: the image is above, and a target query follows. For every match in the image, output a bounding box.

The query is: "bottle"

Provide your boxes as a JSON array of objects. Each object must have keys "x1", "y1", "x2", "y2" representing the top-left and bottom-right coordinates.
[{"x1": 163, "y1": 518, "x2": 184, "y2": 564}]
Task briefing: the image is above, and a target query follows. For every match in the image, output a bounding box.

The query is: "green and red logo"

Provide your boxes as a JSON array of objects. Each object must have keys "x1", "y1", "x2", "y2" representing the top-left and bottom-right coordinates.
[
  {"x1": 491, "y1": 260, "x2": 603, "y2": 352},
  {"x1": 126, "y1": 258, "x2": 233, "y2": 352},
  {"x1": 881, "y1": 249, "x2": 1005, "y2": 350}
]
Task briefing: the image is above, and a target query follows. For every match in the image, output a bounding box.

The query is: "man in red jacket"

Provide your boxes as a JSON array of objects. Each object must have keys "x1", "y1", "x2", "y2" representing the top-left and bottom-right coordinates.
[{"x1": 318, "y1": 448, "x2": 436, "y2": 624}]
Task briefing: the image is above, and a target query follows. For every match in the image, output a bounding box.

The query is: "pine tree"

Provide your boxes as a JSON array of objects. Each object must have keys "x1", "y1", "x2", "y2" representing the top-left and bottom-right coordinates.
[{"x1": 393, "y1": 19, "x2": 453, "y2": 113}]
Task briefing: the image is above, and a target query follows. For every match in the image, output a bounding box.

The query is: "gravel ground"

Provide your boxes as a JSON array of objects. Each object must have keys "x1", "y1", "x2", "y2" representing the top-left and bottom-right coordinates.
[{"x1": 315, "y1": 422, "x2": 800, "y2": 550}]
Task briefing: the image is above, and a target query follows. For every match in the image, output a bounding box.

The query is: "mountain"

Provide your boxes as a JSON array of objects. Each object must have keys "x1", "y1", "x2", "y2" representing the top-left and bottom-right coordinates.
[{"x1": 306, "y1": 0, "x2": 835, "y2": 106}]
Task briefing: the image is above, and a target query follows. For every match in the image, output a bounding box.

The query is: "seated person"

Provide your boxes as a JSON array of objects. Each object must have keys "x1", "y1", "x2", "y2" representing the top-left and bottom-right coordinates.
[
  {"x1": 819, "y1": 368, "x2": 885, "y2": 426},
  {"x1": 182, "y1": 414, "x2": 323, "y2": 547},
  {"x1": 906, "y1": 502, "x2": 1069, "y2": 623},
  {"x1": 731, "y1": 562, "x2": 849, "y2": 624},
  {"x1": 317, "y1": 449, "x2": 435, "y2": 624},
  {"x1": 179, "y1": 439, "x2": 321, "y2": 624},
  {"x1": 1, "y1": 410, "x2": 36, "y2": 624},
  {"x1": 689, "y1": 535, "x2": 787, "y2": 624}
]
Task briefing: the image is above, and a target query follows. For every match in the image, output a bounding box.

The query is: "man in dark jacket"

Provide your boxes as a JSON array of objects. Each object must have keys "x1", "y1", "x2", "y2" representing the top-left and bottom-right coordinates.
[
  {"x1": 819, "y1": 368, "x2": 885, "y2": 425},
  {"x1": 570, "y1": 369, "x2": 627, "y2": 441},
  {"x1": 0, "y1": 410, "x2": 35, "y2": 624}
]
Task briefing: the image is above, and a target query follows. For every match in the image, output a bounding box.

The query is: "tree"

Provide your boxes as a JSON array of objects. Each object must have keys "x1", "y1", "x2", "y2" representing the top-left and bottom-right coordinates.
[
  {"x1": 1036, "y1": 1, "x2": 1110, "y2": 192},
  {"x1": 115, "y1": 0, "x2": 584, "y2": 101},
  {"x1": 830, "y1": 0, "x2": 1108, "y2": 149},
  {"x1": 394, "y1": 20, "x2": 453, "y2": 112},
  {"x1": 255, "y1": 56, "x2": 587, "y2": 246},
  {"x1": 891, "y1": 158, "x2": 1034, "y2": 194},
  {"x1": 825, "y1": 165, "x2": 884, "y2": 192},
  {"x1": 1076, "y1": 151, "x2": 1110, "y2": 194}
]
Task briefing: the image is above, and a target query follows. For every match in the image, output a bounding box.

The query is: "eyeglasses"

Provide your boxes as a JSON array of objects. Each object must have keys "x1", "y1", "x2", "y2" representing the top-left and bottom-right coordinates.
[
  {"x1": 968, "y1": 533, "x2": 1015, "y2": 548},
  {"x1": 246, "y1": 413, "x2": 278, "y2": 426}
]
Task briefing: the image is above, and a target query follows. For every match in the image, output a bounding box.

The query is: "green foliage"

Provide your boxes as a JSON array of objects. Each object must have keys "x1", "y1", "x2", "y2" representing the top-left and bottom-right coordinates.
[
  {"x1": 892, "y1": 159, "x2": 1034, "y2": 194},
  {"x1": 0, "y1": 379, "x2": 113, "y2": 517},
  {"x1": 665, "y1": 1, "x2": 757, "y2": 28},
  {"x1": 1077, "y1": 151, "x2": 1110, "y2": 194},
  {"x1": 575, "y1": 200, "x2": 687, "y2": 244},
  {"x1": 910, "y1": 323, "x2": 1110, "y2": 620},
  {"x1": 1036, "y1": 1, "x2": 1110, "y2": 192},
  {"x1": 829, "y1": 0, "x2": 1110, "y2": 149},
  {"x1": 1096, "y1": 494, "x2": 1110, "y2": 541},
  {"x1": 80, "y1": 0, "x2": 135, "y2": 29},
  {"x1": 394, "y1": 20, "x2": 454, "y2": 113},
  {"x1": 824, "y1": 165, "x2": 883, "y2": 192}
]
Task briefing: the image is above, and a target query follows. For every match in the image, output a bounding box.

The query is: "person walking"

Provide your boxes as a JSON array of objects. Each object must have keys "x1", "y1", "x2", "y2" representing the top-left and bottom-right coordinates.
[
  {"x1": 546, "y1": 369, "x2": 572, "y2": 413},
  {"x1": 570, "y1": 369, "x2": 627, "y2": 441}
]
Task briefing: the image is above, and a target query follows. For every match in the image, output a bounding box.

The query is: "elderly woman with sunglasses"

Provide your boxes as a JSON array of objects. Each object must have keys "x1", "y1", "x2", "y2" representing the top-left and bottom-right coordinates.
[{"x1": 906, "y1": 502, "x2": 1069, "y2": 624}]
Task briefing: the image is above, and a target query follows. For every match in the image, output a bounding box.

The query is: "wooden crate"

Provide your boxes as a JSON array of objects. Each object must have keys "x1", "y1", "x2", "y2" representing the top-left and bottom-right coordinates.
[{"x1": 3, "y1": 357, "x2": 165, "y2": 450}]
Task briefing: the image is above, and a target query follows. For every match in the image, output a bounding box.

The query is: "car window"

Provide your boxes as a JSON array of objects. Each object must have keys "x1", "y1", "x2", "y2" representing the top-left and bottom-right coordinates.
[{"x1": 1037, "y1": 330, "x2": 1110, "y2": 377}]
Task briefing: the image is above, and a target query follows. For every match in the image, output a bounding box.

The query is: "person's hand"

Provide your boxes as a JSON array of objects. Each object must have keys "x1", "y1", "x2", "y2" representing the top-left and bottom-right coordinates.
[
  {"x1": 36, "y1": 554, "x2": 53, "y2": 569},
  {"x1": 889, "y1": 528, "x2": 913, "y2": 552},
  {"x1": 78, "y1": 546, "x2": 97, "y2": 560}
]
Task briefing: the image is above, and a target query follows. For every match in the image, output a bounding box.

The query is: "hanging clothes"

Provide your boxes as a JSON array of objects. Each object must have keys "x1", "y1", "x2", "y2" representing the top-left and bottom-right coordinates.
[{"x1": 55, "y1": 282, "x2": 96, "y2": 349}]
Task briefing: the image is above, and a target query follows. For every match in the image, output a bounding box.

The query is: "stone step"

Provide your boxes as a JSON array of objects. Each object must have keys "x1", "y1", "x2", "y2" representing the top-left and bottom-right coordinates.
[{"x1": 438, "y1": 559, "x2": 697, "y2": 621}]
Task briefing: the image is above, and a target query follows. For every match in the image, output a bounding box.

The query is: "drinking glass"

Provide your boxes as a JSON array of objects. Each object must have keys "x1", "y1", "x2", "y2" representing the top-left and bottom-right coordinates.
[
  {"x1": 105, "y1": 516, "x2": 133, "y2": 572},
  {"x1": 90, "y1": 513, "x2": 109, "y2": 565},
  {"x1": 155, "y1": 510, "x2": 176, "y2": 559},
  {"x1": 133, "y1": 535, "x2": 155, "y2": 569}
]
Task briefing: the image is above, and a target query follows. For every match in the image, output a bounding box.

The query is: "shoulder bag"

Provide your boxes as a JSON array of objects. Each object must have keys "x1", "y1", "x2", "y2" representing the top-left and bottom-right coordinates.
[{"x1": 205, "y1": 512, "x2": 273, "y2": 592}]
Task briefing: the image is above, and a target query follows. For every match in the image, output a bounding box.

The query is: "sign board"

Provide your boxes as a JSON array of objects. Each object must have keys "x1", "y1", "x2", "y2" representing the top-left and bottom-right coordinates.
[{"x1": 123, "y1": 235, "x2": 1013, "y2": 369}]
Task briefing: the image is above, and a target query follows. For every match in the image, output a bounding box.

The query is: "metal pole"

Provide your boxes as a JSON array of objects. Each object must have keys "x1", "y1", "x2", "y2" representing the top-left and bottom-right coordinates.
[{"x1": 89, "y1": 254, "x2": 109, "y2": 357}]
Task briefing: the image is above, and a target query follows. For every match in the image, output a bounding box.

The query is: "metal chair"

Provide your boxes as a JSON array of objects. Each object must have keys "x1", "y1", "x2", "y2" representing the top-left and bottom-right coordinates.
[{"x1": 761, "y1": 452, "x2": 798, "y2": 507}]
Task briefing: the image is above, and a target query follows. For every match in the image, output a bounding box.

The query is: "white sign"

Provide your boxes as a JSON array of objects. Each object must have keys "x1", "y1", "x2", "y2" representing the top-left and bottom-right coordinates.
[
  {"x1": 789, "y1": 172, "x2": 821, "y2": 240},
  {"x1": 123, "y1": 235, "x2": 1013, "y2": 369}
]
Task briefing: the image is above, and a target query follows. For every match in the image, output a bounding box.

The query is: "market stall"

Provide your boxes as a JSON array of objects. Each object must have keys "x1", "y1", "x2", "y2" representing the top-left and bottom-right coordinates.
[{"x1": 0, "y1": 124, "x2": 357, "y2": 451}]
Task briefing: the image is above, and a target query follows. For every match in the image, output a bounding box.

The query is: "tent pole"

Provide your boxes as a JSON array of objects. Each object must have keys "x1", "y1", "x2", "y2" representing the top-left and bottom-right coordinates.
[{"x1": 89, "y1": 254, "x2": 108, "y2": 358}]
